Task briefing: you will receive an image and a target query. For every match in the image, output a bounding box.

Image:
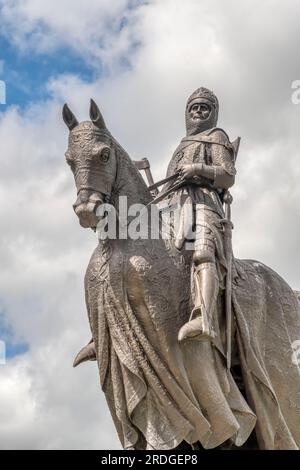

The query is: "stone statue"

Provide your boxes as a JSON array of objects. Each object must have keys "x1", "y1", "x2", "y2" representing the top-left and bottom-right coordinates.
[
  {"x1": 62, "y1": 91, "x2": 300, "y2": 450},
  {"x1": 162, "y1": 87, "x2": 236, "y2": 347}
]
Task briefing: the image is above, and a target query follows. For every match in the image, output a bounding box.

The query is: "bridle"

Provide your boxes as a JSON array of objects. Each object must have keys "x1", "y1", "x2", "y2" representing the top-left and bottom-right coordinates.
[{"x1": 75, "y1": 137, "x2": 123, "y2": 205}]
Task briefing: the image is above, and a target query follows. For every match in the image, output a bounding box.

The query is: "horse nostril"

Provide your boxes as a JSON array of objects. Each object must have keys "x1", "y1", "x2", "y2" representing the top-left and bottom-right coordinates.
[
  {"x1": 73, "y1": 198, "x2": 80, "y2": 212},
  {"x1": 74, "y1": 205, "x2": 99, "y2": 228},
  {"x1": 72, "y1": 190, "x2": 103, "y2": 227},
  {"x1": 73, "y1": 192, "x2": 85, "y2": 211}
]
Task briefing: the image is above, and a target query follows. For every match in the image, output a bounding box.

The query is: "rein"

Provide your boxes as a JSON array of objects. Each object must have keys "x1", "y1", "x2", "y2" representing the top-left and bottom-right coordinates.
[{"x1": 105, "y1": 140, "x2": 123, "y2": 204}]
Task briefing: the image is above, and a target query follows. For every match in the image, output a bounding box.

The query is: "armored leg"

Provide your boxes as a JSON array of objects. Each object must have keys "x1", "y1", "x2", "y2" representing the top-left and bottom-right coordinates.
[{"x1": 178, "y1": 247, "x2": 219, "y2": 341}]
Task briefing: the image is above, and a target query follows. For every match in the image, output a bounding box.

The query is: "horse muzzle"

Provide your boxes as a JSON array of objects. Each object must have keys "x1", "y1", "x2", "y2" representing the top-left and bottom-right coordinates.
[{"x1": 73, "y1": 190, "x2": 105, "y2": 228}]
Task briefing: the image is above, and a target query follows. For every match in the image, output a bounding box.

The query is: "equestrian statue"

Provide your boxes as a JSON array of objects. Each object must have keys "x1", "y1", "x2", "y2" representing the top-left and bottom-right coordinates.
[{"x1": 62, "y1": 88, "x2": 300, "y2": 450}]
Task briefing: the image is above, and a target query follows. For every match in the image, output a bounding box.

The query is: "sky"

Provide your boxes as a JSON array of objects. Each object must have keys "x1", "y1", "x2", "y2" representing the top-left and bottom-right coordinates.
[{"x1": 0, "y1": 0, "x2": 300, "y2": 450}]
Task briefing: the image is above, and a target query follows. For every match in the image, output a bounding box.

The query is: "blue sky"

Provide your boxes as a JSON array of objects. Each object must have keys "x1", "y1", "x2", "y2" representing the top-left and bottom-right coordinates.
[
  {"x1": 0, "y1": 0, "x2": 143, "y2": 108},
  {"x1": 0, "y1": 311, "x2": 28, "y2": 359},
  {"x1": 0, "y1": 18, "x2": 98, "y2": 361},
  {"x1": 0, "y1": 1, "x2": 139, "y2": 363},
  {"x1": 0, "y1": 6, "x2": 154, "y2": 449},
  {"x1": 0, "y1": 35, "x2": 96, "y2": 108}
]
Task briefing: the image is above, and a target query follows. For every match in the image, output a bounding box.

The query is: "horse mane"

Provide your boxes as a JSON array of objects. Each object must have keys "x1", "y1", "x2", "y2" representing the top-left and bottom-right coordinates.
[{"x1": 105, "y1": 131, "x2": 152, "y2": 205}]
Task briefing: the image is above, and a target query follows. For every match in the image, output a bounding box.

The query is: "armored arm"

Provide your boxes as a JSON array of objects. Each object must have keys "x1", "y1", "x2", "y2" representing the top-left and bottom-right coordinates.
[
  {"x1": 191, "y1": 130, "x2": 236, "y2": 189},
  {"x1": 192, "y1": 162, "x2": 235, "y2": 189}
]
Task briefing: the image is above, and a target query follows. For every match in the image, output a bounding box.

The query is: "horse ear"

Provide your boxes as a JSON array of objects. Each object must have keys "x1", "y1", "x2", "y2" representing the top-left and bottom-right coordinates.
[
  {"x1": 89, "y1": 99, "x2": 106, "y2": 129},
  {"x1": 62, "y1": 104, "x2": 78, "y2": 131}
]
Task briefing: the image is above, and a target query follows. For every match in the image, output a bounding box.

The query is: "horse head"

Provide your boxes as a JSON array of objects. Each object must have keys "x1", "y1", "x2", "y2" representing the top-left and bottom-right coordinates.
[
  {"x1": 63, "y1": 99, "x2": 152, "y2": 231},
  {"x1": 63, "y1": 99, "x2": 120, "y2": 229}
]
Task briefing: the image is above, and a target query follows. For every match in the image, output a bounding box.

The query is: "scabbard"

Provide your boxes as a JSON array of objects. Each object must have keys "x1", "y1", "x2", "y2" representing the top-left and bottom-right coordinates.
[{"x1": 222, "y1": 219, "x2": 234, "y2": 370}]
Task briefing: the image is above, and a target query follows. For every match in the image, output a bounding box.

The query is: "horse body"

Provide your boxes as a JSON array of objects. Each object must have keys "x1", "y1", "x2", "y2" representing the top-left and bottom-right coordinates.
[{"x1": 63, "y1": 101, "x2": 300, "y2": 450}]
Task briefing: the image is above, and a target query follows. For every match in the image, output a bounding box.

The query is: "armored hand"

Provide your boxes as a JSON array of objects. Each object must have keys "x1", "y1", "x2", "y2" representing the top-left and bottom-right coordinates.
[{"x1": 180, "y1": 163, "x2": 203, "y2": 180}]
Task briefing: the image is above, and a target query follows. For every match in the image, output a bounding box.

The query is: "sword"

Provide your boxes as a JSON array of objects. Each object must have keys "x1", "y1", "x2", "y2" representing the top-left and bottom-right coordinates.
[
  {"x1": 147, "y1": 175, "x2": 185, "y2": 206},
  {"x1": 133, "y1": 159, "x2": 180, "y2": 199},
  {"x1": 148, "y1": 172, "x2": 180, "y2": 192},
  {"x1": 221, "y1": 192, "x2": 234, "y2": 370},
  {"x1": 222, "y1": 136, "x2": 240, "y2": 370}
]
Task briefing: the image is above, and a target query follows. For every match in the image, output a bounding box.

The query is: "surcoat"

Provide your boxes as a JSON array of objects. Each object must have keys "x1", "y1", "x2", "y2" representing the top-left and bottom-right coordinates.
[{"x1": 163, "y1": 127, "x2": 236, "y2": 287}]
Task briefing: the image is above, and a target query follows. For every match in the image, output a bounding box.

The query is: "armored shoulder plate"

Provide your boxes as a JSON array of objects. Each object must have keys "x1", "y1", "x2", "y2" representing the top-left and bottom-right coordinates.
[{"x1": 208, "y1": 128, "x2": 236, "y2": 176}]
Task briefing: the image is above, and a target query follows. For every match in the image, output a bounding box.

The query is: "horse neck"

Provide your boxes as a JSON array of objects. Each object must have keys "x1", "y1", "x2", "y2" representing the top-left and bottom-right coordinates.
[
  {"x1": 107, "y1": 147, "x2": 178, "y2": 253},
  {"x1": 112, "y1": 150, "x2": 152, "y2": 209}
]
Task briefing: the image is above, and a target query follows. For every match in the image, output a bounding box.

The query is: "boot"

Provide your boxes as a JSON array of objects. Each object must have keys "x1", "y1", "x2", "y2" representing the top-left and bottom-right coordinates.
[
  {"x1": 73, "y1": 339, "x2": 96, "y2": 367},
  {"x1": 178, "y1": 263, "x2": 218, "y2": 342},
  {"x1": 178, "y1": 308, "x2": 215, "y2": 341}
]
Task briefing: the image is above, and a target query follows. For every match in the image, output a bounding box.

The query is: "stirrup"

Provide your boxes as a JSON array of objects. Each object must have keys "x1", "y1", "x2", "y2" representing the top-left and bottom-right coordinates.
[
  {"x1": 178, "y1": 317, "x2": 204, "y2": 341},
  {"x1": 189, "y1": 305, "x2": 202, "y2": 321},
  {"x1": 178, "y1": 305, "x2": 216, "y2": 342}
]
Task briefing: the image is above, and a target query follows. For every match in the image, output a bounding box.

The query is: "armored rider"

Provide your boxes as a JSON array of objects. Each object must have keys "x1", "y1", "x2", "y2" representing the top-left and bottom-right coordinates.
[{"x1": 164, "y1": 87, "x2": 236, "y2": 342}]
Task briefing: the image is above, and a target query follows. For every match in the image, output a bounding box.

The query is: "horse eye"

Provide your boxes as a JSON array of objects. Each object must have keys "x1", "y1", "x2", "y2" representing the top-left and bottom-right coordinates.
[{"x1": 99, "y1": 148, "x2": 110, "y2": 163}]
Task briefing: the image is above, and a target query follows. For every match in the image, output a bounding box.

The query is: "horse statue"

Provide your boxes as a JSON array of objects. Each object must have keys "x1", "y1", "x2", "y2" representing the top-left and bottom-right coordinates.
[{"x1": 62, "y1": 98, "x2": 300, "y2": 450}]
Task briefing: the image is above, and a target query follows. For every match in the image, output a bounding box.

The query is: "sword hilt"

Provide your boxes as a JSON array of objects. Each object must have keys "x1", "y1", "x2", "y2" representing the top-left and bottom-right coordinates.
[{"x1": 223, "y1": 190, "x2": 233, "y2": 205}]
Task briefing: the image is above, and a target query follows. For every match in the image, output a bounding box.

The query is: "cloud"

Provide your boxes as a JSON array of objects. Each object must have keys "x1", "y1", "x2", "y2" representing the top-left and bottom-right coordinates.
[
  {"x1": 0, "y1": 355, "x2": 120, "y2": 449},
  {"x1": 0, "y1": 0, "x2": 300, "y2": 450},
  {"x1": 0, "y1": 0, "x2": 145, "y2": 70},
  {"x1": 0, "y1": 98, "x2": 120, "y2": 449}
]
